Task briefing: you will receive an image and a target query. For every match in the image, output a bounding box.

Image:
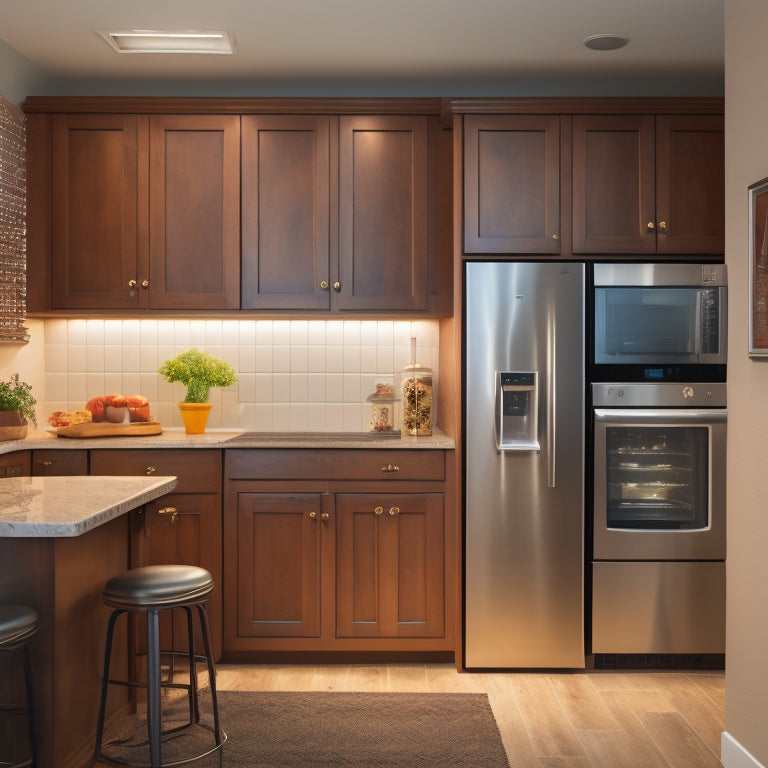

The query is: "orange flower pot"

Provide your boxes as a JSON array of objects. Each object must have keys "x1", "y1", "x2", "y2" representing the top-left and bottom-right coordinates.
[{"x1": 178, "y1": 402, "x2": 212, "y2": 434}]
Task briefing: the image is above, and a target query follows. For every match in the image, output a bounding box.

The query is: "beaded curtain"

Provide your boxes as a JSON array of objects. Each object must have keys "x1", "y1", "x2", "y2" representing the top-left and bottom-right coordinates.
[{"x1": 0, "y1": 96, "x2": 28, "y2": 343}]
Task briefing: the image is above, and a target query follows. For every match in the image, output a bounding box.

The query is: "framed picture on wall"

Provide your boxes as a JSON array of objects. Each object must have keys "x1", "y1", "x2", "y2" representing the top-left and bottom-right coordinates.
[{"x1": 749, "y1": 176, "x2": 768, "y2": 356}]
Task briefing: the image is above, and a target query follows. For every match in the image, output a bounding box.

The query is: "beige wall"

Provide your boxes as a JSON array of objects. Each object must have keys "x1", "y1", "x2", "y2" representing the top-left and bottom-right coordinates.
[{"x1": 723, "y1": 1, "x2": 768, "y2": 765}]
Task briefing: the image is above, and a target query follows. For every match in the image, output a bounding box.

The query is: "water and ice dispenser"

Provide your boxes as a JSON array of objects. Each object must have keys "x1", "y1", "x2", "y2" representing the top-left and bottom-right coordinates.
[{"x1": 494, "y1": 371, "x2": 540, "y2": 451}]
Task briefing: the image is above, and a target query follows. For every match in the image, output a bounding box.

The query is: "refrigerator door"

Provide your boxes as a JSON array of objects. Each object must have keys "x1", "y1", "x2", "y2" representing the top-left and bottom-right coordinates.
[{"x1": 464, "y1": 261, "x2": 585, "y2": 668}]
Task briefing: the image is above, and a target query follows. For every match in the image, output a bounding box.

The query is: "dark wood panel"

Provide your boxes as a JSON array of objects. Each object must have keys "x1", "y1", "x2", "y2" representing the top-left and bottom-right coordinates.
[
  {"x1": 464, "y1": 114, "x2": 561, "y2": 254},
  {"x1": 241, "y1": 115, "x2": 331, "y2": 309},
  {"x1": 32, "y1": 449, "x2": 88, "y2": 475},
  {"x1": 51, "y1": 114, "x2": 142, "y2": 309},
  {"x1": 89, "y1": 449, "x2": 222, "y2": 493},
  {"x1": 572, "y1": 115, "x2": 656, "y2": 254},
  {"x1": 335, "y1": 493, "x2": 444, "y2": 638},
  {"x1": 337, "y1": 115, "x2": 428, "y2": 311},
  {"x1": 655, "y1": 115, "x2": 725, "y2": 255},
  {"x1": 225, "y1": 449, "x2": 445, "y2": 481},
  {"x1": 148, "y1": 115, "x2": 240, "y2": 309},
  {"x1": 0, "y1": 450, "x2": 30, "y2": 477}
]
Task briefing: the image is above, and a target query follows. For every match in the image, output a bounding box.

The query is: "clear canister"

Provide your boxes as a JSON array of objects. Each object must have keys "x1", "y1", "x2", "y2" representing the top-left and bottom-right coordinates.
[{"x1": 401, "y1": 363, "x2": 433, "y2": 436}]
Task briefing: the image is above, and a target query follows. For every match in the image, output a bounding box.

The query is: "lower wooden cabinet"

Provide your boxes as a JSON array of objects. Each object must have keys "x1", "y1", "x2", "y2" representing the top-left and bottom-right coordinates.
[
  {"x1": 223, "y1": 449, "x2": 454, "y2": 659},
  {"x1": 90, "y1": 449, "x2": 224, "y2": 659}
]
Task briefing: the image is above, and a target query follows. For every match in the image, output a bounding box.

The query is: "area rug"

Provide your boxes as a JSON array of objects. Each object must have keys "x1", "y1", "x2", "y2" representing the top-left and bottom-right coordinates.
[{"x1": 99, "y1": 690, "x2": 511, "y2": 768}]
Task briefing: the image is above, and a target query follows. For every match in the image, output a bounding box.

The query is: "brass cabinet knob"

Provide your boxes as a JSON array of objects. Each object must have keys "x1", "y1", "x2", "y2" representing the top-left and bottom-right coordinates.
[
  {"x1": 145, "y1": 466, "x2": 157, "y2": 475},
  {"x1": 141, "y1": 280, "x2": 149, "y2": 288},
  {"x1": 320, "y1": 281, "x2": 329, "y2": 290},
  {"x1": 552, "y1": 233, "x2": 559, "y2": 241},
  {"x1": 389, "y1": 506, "x2": 400, "y2": 516},
  {"x1": 374, "y1": 506, "x2": 384, "y2": 515},
  {"x1": 333, "y1": 281, "x2": 341, "y2": 292},
  {"x1": 309, "y1": 511, "x2": 318, "y2": 519},
  {"x1": 658, "y1": 221, "x2": 668, "y2": 233},
  {"x1": 128, "y1": 279, "x2": 137, "y2": 288},
  {"x1": 380, "y1": 464, "x2": 400, "y2": 473},
  {"x1": 647, "y1": 222, "x2": 655, "y2": 231},
  {"x1": 158, "y1": 507, "x2": 179, "y2": 523},
  {"x1": 321, "y1": 512, "x2": 330, "y2": 522}
]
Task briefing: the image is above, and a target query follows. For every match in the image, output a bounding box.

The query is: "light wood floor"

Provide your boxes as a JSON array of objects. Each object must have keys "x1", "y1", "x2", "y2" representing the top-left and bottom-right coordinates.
[{"x1": 214, "y1": 663, "x2": 725, "y2": 768}]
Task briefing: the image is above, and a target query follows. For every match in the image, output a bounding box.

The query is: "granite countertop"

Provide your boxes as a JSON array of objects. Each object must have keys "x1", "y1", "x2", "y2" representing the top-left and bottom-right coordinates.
[
  {"x1": 1, "y1": 427, "x2": 455, "y2": 453},
  {"x1": 0, "y1": 475, "x2": 177, "y2": 537}
]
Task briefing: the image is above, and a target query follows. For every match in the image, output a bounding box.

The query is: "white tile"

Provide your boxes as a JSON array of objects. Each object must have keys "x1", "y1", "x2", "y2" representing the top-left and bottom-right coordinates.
[
  {"x1": 238, "y1": 345, "x2": 256, "y2": 374},
  {"x1": 343, "y1": 346, "x2": 361, "y2": 373},
  {"x1": 67, "y1": 345, "x2": 87, "y2": 373},
  {"x1": 86, "y1": 346, "x2": 105, "y2": 372},
  {"x1": 377, "y1": 347, "x2": 395, "y2": 373},
  {"x1": 205, "y1": 320, "x2": 223, "y2": 346},
  {"x1": 138, "y1": 372, "x2": 158, "y2": 401},
  {"x1": 254, "y1": 320, "x2": 273, "y2": 345},
  {"x1": 67, "y1": 319, "x2": 87, "y2": 345},
  {"x1": 156, "y1": 320, "x2": 175, "y2": 345},
  {"x1": 139, "y1": 345, "x2": 158, "y2": 372},
  {"x1": 325, "y1": 373, "x2": 344, "y2": 402},
  {"x1": 44, "y1": 319, "x2": 68, "y2": 345},
  {"x1": 307, "y1": 373, "x2": 326, "y2": 402},
  {"x1": 306, "y1": 404, "x2": 327, "y2": 431},
  {"x1": 139, "y1": 320, "x2": 158, "y2": 346},
  {"x1": 237, "y1": 373, "x2": 256, "y2": 401},
  {"x1": 272, "y1": 373, "x2": 290, "y2": 402},
  {"x1": 290, "y1": 320, "x2": 308, "y2": 345},
  {"x1": 343, "y1": 321, "x2": 361, "y2": 345},
  {"x1": 307, "y1": 321, "x2": 326, "y2": 345},
  {"x1": 254, "y1": 374, "x2": 273, "y2": 402},
  {"x1": 342, "y1": 403, "x2": 365, "y2": 432},
  {"x1": 325, "y1": 403, "x2": 344, "y2": 431},
  {"x1": 343, "y1": 373, "x2": 361, "y2": 402},
  {"x1": 238, "y1": 320, "x2": 257, "y2": 346},
  {"x1": 85, "y1": 373, "x2": 105, "y2": 400},
  {"x1": 376, "y1": 321, "x2": 394, "y2": 347},
  {"x1": 253, "y1": 403, "x2": 274, "y2": 431},
  {"x1": 325, "y1": 321, "x2": 344, "y2": 345},
  {"x1": 122, "y1": 373, "x2": 141, "y2": 395},
  {"x1": 393, "y1": 321, "x2": 414, "y2": 347},
  {"x1": 86, "y1": 319, "x2": 105, "y2": 345},
  {"x1": 104, "y1": 320, "x2": 124, "y2": 345},
  {"x1": 188, "y1": 320, "x2": 206, "y2": 346},
  {"x1": 254, "y1": 346, "x2": 273, "y2": 373},
  {"x1": 237, "y1": 403, "x2": 257, "y2": 431},
  {"x1": 67, "y1": 373, "x2": 87, "y2": 404},
  {"x1": 290, "y1": 345, "x2": 308, "y2": 372},
  {"x1": 288, "y1": 404, "x2": 309, "y2": 431},
  {"x1": 272, "y1": 403, "x2": 291, "y2": 430},
  {"x1": 45, "y1": 344, "x2": 68, "y2": 373},
  {"x1": 325, "y1": 345, "x2": 343, "y2": 372},
  {"x1": 360, "y1": 320, "x2": 378, "y2": 346},
  {"x1": 104, "y1": 373, "x2": 124, "y2": 396},
  {"x1": 272, "y1": 345, "x2": 291, "y2": 373},
  {"x1": 122, "y1": 319, "x2": 141, "y2": 345},
  {"x1": 360, "y1": 345, "x2": 378, "y2": 373},
  {"x1": 289, "y1": 374, "x2": 308, "y2": 402},
  {"x1": 45, "y1": 372, "x2": 67, "y2": 402},
  {"x1": 222, "y1": 320, "x2": 240, "y2": 345},
  {"x1": 307, "y1": 345, "x2": 326, "y2": 373},
  {"x1": 174, "y1": 321, "x2": 191, "y2": 347},
  {"x1": 122, "y1": 345, "x2": 141, "y2": 373},
  {"x1": 273, "y1": 320, "x2": 291, "y2": 345}
]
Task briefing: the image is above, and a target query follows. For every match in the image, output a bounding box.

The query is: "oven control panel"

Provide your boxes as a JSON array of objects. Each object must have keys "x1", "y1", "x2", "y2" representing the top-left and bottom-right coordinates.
[{"x1": 592, "y1": 382, "x2": 727, "y2": 408}]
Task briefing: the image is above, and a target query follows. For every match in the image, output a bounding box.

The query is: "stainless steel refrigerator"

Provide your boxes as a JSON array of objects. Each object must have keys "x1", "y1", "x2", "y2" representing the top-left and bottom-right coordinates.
[{"x1": 464, "y1": 261, "x2": 585, "y2": 668}]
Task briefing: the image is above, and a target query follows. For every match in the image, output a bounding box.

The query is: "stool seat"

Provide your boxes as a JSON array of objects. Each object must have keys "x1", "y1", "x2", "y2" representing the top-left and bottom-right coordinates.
[
  {"x1": 103, "y1": 565, "x2": 214, "y2": 610},
  {"x1": 0, "y1": 605, "x2": 38, "y2": 647},
  {"x1": 95, "y1": 565, "x2": 224, "y2": 767}
]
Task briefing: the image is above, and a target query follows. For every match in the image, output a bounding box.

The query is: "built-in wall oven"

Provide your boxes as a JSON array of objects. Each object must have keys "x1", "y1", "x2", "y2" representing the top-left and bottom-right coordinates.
[
  {"x1": 591, "y1": 382, "x2": 726, "y2": 656},
  {"x1": 589, "y1": 264, "x2": 727, "y2": 660}
]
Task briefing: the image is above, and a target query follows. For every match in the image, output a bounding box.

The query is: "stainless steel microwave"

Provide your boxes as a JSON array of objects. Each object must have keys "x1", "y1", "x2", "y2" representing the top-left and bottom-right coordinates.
[{"x1": 590, "y1": 263, "x2": 727, "y2": 382}]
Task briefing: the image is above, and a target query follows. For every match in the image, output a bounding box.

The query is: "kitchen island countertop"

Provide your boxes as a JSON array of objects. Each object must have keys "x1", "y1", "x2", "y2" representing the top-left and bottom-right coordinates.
[{"x1": 0, "y1": 474, "x2": 177, "y2": 537}]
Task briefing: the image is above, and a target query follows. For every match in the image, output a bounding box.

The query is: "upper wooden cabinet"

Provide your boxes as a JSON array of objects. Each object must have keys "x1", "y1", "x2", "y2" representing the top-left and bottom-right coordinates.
[
  {"x1": 29, "y1": 111, "x2": 241, "y2": 311},
  {"x1": 572, "y1": 114, "x2": 724, "y2": 255},
  {"x1": 464, "y1": 114, "x2": 561, "y2": 254},
  {"x1": 242, "y1": 114, "x2": 432, "y2": 312}
]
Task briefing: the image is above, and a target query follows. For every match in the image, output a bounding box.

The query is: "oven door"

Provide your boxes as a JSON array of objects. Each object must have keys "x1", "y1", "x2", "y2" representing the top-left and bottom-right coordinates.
[{"x1": 593, "y1": 407, "x2": 726, "y2": 560}]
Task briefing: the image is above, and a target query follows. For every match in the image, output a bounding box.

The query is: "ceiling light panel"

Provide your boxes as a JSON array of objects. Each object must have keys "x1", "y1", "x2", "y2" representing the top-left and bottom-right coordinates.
[{"x1": 97, "y1": 30, "x2": 234, "y2": 55}]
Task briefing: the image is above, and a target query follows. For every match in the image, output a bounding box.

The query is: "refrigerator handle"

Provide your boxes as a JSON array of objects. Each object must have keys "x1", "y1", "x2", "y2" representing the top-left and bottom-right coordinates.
[{"x1": 547, "y1": 309, "x2": 556, "y2": 487}]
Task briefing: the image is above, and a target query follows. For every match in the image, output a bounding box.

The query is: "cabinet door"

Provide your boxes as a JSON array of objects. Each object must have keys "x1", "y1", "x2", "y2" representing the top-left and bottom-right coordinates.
[
  {"x1": 572, "y1": 115, "x2": 657, "y2": 254},
  {"x1": 464, "y1": 115, "x2": 561, "y2": 254},
  {"x1": 655, "y1": 115, "x2": 724, "y2": 255},
  {"x1": 242, "y1": 115, "x2": 331, "y2": 310},
  {"x1": 235, "y1": 493, "x2": 331, "y2": 638},
  {"x1": 148, "y1": 115, "x2": 241, "y2": 309},
  {"x1": 0, "y1": 451, "x2": 30, "y2": 477},
  {"x1": 132, "y1": 493, "x2": 223, "y2": 660},
  {"x1": 335, "y1": 493, "x2": 444, "y2": 638},
  {"x1": 337, "y1": 116, "x2": 428, "y2": 311},
  {"x1": 51, "y1": 114, "x2": 142, "y2": 309}
]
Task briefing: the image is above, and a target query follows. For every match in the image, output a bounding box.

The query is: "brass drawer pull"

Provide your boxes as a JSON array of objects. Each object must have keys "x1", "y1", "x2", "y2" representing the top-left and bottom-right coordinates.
[
  {"x1": 380, "y1": 464, "x2": 400, "y2": 473},
  {"x1": 389, "y1": 506, "x2": 400, "y2": 516},
  {"x1": 375, "y1": 506, "x2": 384, "y2": 515},
  {"x1": 145, "y1": 465, "x2": 157, "y2": 475},
  {"x1": 158, "y1": 507, "x2": 178, "y2": 523}
]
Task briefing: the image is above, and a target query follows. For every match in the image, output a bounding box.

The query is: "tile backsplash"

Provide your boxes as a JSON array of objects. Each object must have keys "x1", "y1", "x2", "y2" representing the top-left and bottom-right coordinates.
[{"x1": 43, "y1": 319, "x2": 439, "y2": 432}]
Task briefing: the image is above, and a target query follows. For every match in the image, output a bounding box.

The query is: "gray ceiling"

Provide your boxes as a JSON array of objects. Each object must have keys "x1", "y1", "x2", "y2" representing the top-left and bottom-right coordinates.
[{"x1": 0, "y1": 0, "x2": 724, "y2": 96}]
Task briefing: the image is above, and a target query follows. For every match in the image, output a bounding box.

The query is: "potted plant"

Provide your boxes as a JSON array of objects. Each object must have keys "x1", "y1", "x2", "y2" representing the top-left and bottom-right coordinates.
[
  {"x1": 0, "y1": 373, "x2": 37, "y2": 440},
  {"x1": 158, "y1": 348, "x2": 237, "y2": 434}
]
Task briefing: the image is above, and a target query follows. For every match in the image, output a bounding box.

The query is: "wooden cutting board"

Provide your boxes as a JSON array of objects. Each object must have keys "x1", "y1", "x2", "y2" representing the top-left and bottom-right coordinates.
[{"x1": 53, "y1": 421, "x2": 163, "y2": 438}]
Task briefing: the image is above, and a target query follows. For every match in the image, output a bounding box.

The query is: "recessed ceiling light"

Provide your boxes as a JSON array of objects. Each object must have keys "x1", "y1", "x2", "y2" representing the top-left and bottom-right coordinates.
[
  {"x1": 97, "y1": 30, "x2": 234, "y2": 55},
  {"x1": 583, "y1": 34, "x2": 630, "y2": 51}
]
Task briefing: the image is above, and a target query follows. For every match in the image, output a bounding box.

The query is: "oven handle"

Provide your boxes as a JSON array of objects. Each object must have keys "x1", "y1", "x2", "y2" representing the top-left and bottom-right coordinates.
[{"x1": 594, "y1": 408, "x2": 727, "y2": 425}]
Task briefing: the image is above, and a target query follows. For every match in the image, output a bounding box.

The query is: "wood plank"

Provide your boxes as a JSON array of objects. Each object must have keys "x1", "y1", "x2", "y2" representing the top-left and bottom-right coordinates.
[
  {"x1": 550, "y1": 674, "x2": 622, "y2": 730},
  {"x1": 573, "y1": 730, "x2": 639, "y2": 768},
  {"x1": 637, "y1": 711, "x2": 722, "y2": 768}
]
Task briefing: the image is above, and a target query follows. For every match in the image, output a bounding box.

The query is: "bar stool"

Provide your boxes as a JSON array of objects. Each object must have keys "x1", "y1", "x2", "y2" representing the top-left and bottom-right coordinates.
[
  {"x1": 94, "y1": 565, "x2": 226, "y2": 767},
  {"x1": 0, "y1": 605, "x2": 38, "y2": 768}
]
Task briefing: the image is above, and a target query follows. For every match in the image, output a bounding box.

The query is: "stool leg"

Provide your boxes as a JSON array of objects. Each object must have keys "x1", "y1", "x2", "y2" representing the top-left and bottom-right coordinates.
[
  {"x1": 95, "y1": 609, "x2": 123, "y2": 760},
  {"x1": 20, "y1": 642, "x2": 36, "y2": 768},
  {"x1": 195, "y1": 604, "x2": 223, "y2": 746},
  {"x1": 182, "y1": 606, "x2": 199, "y2": 725},
  {"x1": 146, "y1": 609, "x2": 162, "y2": 768}
]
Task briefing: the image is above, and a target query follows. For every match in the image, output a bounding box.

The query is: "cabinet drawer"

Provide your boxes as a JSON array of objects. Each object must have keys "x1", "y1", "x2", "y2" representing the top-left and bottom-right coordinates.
[
  {"x1": 90, "y1": 449, "x2": 222, "y2": 493},
  {"x1": 226, "y1": 449, "x2": 445, "y2": 481},
  {"x1": 32, "y1": 449, "x2": 88, "y2": 475},
  {"x1": 0, "y1": 451, "x2": 30, "y2": 477}
]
